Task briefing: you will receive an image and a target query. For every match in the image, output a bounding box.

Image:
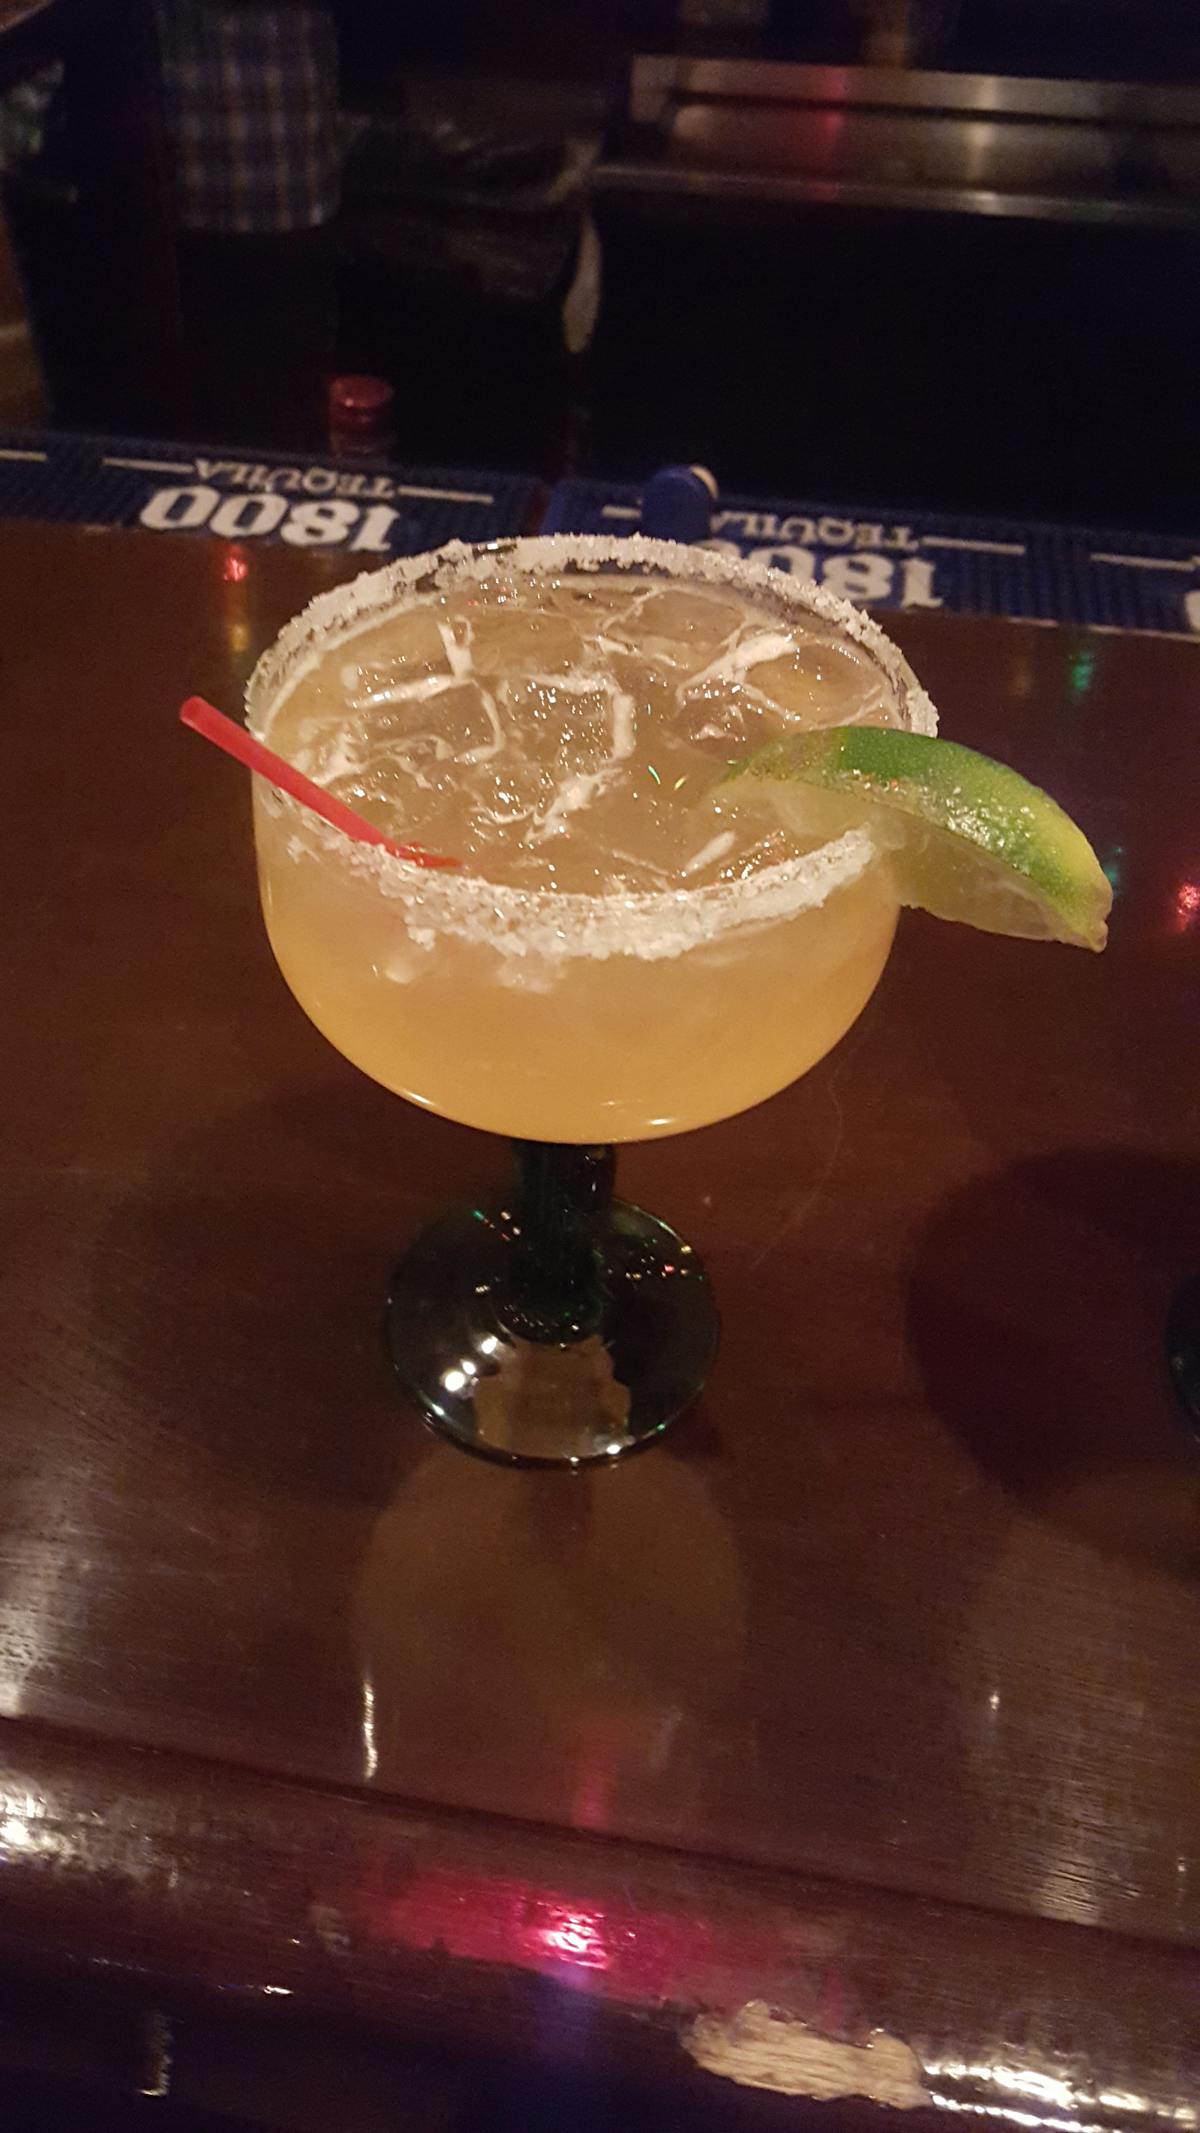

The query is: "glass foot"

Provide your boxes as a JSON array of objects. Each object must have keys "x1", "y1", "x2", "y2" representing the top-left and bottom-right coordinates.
[{"x1": 387, "y1": 1194, "x2": 719, "y2": 1467}]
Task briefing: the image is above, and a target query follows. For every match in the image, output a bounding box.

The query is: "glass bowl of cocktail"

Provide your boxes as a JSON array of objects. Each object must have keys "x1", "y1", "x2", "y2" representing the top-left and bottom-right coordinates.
[{"x1": 227, "y1": 534, "x2": 1110, "y2": 1466}]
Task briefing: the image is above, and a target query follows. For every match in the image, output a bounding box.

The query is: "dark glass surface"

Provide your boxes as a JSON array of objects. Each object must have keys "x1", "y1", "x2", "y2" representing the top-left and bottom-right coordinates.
[{"x1": 388, "y1": 1142, "x2": 718, "y2": 1464}]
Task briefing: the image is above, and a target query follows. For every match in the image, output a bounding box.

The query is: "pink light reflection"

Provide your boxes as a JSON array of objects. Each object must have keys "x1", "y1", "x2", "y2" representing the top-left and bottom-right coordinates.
[
  {"x1": 536, "y1": 1906, "x2": 611, "y2": 1970},
  {"x1": 361, "y1": 1865, "x2": 812, "y2": 2005}
]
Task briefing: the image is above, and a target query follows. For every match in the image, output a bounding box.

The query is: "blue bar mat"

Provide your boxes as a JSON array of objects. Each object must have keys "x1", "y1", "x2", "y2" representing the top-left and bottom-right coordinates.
[
  {"x1": 543, "y1": 476, "x2": 1200, "y2": 641},
  {"x1": 0, "y1": 431, "x2": 539, "y2": 558}
]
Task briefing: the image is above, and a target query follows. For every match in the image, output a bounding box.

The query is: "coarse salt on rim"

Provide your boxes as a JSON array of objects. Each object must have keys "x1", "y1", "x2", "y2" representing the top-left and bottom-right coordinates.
[{"x1": 246, "y1": 535, "x2": 938, "y2": 964}]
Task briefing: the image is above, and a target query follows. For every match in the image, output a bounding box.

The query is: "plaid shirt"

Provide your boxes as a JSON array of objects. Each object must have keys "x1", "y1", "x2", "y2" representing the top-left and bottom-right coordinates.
[{"x1": 157, "y1": 3, "x2": 340, "y2": 234}]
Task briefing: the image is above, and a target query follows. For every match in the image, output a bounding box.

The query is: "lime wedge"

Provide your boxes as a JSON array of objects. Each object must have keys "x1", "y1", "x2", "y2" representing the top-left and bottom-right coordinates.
[{"x1": 720, "y1": 727, "x2": 1111, "y2": 951}]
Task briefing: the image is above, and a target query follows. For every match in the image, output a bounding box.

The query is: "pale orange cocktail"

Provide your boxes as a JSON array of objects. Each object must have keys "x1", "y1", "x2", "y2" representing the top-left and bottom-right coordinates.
[{"x1": 247, "y1": 537, "x2": 936, "y2": 1461}]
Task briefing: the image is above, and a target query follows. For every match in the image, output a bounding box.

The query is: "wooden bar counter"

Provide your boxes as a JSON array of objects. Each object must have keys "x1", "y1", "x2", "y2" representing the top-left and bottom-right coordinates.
[{"x1": 0, "y1": 520, "x2": 1197, "y2": 2127}]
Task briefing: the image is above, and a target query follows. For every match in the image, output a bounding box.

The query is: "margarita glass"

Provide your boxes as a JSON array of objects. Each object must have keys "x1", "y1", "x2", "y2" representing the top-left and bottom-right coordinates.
[{"x1": 247, "y1": 536, "x2": 936, "y2": 1464}]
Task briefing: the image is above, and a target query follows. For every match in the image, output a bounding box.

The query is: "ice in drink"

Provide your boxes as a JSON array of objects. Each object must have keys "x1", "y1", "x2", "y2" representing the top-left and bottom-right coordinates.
[{"x1": 249, "y1": 538, "x2": 935, "y2": 1141}]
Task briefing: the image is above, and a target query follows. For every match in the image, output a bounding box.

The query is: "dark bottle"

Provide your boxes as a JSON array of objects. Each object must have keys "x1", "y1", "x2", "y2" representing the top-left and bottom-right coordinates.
[{"x1": 328, "y1": 374, "x2": 396, "y2": 459}]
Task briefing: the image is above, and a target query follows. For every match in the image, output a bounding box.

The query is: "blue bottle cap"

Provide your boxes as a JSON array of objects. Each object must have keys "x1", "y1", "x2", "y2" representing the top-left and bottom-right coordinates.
[{"x1": 640, "y1": 464, "x2": 718, "y2": 544}]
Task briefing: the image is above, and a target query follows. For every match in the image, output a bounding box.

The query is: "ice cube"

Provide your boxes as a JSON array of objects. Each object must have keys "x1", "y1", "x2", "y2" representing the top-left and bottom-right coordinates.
[
  {"x1": 329, "y1": 757, "x2": 424, "y2": 826},
  {"x1": 506, "y1": 678, "x2": 630, "y2": 777},
  {"x1": 625, "y1": 588, "x2": 744, "y2": 648},
  {"x1": 341, "y1": 607, "x2": 452, "y2": 702},
  {"x1": 544, "y1": 579, "x2": 637, "y2": 618},
  {"x1": 752, "y1": 638, "x2": 891, "y2": 726},
  {"x1": 468, "y1": 756, "x2": 558, "y2": 839},
  {"x1": 383, "y1": 683, "x2": 504, "y2": 759},
  {"x1": 668, "y1": 686, "x2": 778, "y2": 758},
  {"x1": 468, "y1": 605, "x2": 586, "y2": 675}
]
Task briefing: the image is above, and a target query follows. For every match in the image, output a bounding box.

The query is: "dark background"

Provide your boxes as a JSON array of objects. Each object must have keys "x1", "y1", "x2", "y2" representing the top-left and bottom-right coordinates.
[{"x1": 0, "y1": 0, "x2": 1197, "y2": 530}]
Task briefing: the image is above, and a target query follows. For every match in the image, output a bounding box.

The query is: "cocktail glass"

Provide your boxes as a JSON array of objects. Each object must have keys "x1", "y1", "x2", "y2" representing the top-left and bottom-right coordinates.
[{"x1": 247, "y1": 536, "x2": 936, "y2": 1466}]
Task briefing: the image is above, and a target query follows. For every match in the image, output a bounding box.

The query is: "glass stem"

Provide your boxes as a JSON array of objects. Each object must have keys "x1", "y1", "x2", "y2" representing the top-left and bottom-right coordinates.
[{"x1": 505, "y1": 1141, "x2": 616, "y2": 1344}]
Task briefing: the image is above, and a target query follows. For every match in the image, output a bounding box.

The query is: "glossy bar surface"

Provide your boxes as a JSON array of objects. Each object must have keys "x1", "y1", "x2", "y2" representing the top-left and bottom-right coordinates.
[{"x1": 0, "y1": 522, "x2": 1197, "y2": 2121}]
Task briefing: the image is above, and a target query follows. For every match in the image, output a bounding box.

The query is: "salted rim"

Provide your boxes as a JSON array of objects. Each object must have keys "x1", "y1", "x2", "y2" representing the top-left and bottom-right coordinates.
[{"x1": 246, "y1": 534, "x2": 939, "y2": 962}]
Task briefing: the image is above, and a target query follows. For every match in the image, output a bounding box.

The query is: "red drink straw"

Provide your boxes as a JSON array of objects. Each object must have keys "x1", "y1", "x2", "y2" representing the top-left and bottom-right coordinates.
[{"x1": 179, "y1": 697, "x2": 460, "y2": 870}]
